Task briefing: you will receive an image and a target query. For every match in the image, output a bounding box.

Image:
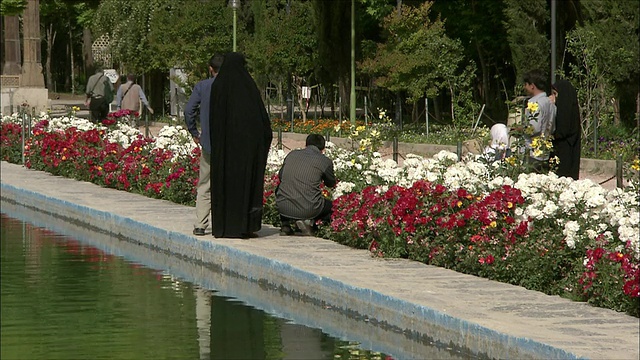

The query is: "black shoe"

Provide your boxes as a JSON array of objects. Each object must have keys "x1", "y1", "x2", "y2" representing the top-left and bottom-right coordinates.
[
  {"x1": 279, "y1": 225, "x2": 294, "y2": 236},
  {"x1": 295, "y1": 220, "x2": 314, "y2": 236},
  {"x1": 240, "y1": 232, "x2": 259, "y2": 239},
  {"x1": 193, "y1": 228, "x2": 205, "y2": 236}
]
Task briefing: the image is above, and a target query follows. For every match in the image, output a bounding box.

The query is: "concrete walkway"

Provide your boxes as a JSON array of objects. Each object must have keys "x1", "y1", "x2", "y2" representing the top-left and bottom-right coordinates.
[{"x1": 1, "y1": 161, "x2": 637, "y2": 360}]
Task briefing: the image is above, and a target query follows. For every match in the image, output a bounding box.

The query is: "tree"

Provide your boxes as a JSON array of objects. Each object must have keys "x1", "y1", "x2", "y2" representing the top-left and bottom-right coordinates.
[
  {"x1": 312, "y1": 0, "x2": 351, "y2": 117},
  {"x1": 0, "y1": 0, "x2": 27, "y2": 15},
  {"x1": 147, "y1": 0, "x2": 231, "y2": 78},
  {"x1": 503, "y1": 0, "x2": 550, "y2": 83},
  {"x1": 360, "y1": 1, "x2": 475, "y2": 126},
  {"x1": 431, "y1": 0, "x2": 512, "y2": 125},
  {"x1": 246, "y1": 0, "x2": 317, "y2": 121},
  {"x1": 574, "y1": 0, "x2": 639, "y2": 128}
]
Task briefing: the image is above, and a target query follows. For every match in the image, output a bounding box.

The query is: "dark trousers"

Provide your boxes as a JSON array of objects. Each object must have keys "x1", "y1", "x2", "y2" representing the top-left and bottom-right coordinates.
[
  {"x1": 280, "y1": 199, "x2": 333, "y2": 228},
  {"x1": 89, "y1": 97, "x2": 109, "y2": 123}
]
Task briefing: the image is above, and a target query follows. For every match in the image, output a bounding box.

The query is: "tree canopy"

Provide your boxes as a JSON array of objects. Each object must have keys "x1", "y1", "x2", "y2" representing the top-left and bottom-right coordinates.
[{"x1": 3, "y1": 0, "x2": 639, "y2": 129}]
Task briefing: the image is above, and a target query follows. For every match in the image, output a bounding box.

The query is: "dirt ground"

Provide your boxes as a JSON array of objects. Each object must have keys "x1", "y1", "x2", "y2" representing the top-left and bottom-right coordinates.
[{"x1": 48, "y1": 92, "x2": 86, "y2": 101}]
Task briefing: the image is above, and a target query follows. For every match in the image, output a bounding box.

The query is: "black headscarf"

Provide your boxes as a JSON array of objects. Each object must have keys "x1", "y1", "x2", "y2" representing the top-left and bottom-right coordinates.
[{"x1": 209, "y1": 52, "x2": 273, "y2": 238}]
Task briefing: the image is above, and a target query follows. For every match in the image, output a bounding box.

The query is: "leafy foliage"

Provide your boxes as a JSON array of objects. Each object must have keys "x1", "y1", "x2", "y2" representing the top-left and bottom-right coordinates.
[
  {"x1": 360, "y1": 2, "x2": 476, "y2": 129},
  {"x1": 147, "y1": 0, "x2": 231, "y2": 78},
  {"x1": 503, "y1": 0, "x2": 550, "y2": 82},
  {"x1": 246, "y1": 0, "x2": 317, "y2": 120},
  {"x1": 0, "y1": 0, "x2": 27, "y2": 16}
]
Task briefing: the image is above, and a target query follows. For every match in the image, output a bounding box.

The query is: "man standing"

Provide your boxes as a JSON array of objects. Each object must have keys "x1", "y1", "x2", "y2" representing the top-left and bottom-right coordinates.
[
  {"x1": 184, "y1": 54, "x2": 224, "y2": 236},
  {"x1": 84, "y1": 67, "x2": 114, "y2": 123},
  {"x1": 276, "y1": 134, "x2": 336, "y2": 236},
  {"x1": 116, "y1": 74, "x2": 153, "y2": 126},
  {"x1": 523, "y1": 69, "x2": 556, "y2": 172}
]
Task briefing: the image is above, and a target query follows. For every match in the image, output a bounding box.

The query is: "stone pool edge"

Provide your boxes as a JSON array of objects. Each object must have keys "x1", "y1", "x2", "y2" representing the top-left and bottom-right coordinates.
[{"x1": 1, "y1": 176, "x2": 588, "y2": 360}]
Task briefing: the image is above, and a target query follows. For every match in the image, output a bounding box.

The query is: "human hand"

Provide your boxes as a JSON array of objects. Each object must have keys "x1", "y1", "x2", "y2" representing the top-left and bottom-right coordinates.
[
  {"x1": 193, "y1": 136, "x2": 200, "y2": 145},
  {"x1": 84, "y1": 100, "x2": 90, "y2": 107}
]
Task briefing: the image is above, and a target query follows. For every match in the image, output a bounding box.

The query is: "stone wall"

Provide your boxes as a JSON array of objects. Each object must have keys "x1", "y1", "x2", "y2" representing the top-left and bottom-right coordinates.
[{"x1": 1, "y1": 76, "x2": 49, "y2": 114}]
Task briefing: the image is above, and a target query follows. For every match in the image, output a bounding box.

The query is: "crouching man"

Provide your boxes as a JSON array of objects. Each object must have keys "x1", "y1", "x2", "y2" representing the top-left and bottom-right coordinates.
[{"x1": 276, "y1": 134, "x2": 336, "y2": 236}]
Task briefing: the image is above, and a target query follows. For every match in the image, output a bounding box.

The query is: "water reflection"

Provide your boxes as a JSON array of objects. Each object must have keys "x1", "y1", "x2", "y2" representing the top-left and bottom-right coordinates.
[{"x1": 1, "y1": 214, "x2": 391, "y2": 360}]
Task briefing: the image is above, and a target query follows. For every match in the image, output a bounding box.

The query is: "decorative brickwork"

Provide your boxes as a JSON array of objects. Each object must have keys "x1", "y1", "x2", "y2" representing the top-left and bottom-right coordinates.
[
  {"x1": 1, "y1": 75, "x2": 21, "y2": 87},
  {"x1": 92, "y1": 34, "x2": 112, "y2": 68}
]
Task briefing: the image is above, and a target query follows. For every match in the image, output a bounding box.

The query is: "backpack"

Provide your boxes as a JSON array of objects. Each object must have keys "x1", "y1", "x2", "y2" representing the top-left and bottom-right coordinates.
[{"x1": 103, "y1": 77, "x2": 114, "y2": 104}]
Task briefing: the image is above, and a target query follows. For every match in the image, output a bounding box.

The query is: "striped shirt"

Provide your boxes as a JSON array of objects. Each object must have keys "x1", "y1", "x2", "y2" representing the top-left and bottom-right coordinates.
[{"x1": 276, "y1": 146, "x2": 336, "y2": 219}]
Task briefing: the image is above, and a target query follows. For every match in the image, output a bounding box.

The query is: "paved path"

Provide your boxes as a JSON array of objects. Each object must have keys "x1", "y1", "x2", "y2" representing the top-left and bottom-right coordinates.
[{"x1": 1, "y1": 160, "x2": 638, "y2": 359}]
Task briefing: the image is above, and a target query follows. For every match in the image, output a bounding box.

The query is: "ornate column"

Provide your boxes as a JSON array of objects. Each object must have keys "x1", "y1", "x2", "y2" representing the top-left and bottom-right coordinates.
[
  {"x1": 20, "y1": 0, "x2": 45, "y2": 87},
  {"x1": 2, "y1": 15, "x2": 22, "y2": 75}
]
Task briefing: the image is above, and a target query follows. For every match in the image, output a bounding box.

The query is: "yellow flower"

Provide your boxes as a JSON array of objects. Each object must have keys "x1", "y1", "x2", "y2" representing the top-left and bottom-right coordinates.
[
  {"x1": 524, "y1": 125, "x2": 534, "y2": 136},
  {"x1": 456, "y1": 200, "x2": 463, "y2": 207},
  {"x1": 507, "y1": 201, "x2": 513, "y2": 209},
  {"x1": 631, "y1": 158, "x2": 640, "y2": 171},
  {"x1": 356, "y1": 125, "x2": 365, "y2": 132},
  {"x1": 527, "y1": 102, "x2": 539, "y2": 113},
  {"x1": 505, "y1": 156, "x2": 516, "y2": 166},
  {"x1": 489, "y1": 221, "x2": 497, "y2": 228}
]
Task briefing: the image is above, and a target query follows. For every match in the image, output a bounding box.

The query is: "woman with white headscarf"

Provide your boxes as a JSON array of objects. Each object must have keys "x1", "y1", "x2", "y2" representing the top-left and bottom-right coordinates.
[{"x1": 484, "y1": 123, "x2": 510, "y2": 161}]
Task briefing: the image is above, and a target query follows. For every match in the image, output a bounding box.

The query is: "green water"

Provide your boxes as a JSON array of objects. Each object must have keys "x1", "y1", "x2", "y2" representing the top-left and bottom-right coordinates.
[{"x1": 0, "y1": 214, "x2": 388, "y2": 360}]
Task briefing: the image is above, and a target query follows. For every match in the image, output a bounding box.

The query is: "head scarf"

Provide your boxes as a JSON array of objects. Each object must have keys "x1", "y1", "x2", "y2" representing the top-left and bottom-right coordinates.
[{"x1": 490, "y1": 123, "x2": 509, "y2": 149}]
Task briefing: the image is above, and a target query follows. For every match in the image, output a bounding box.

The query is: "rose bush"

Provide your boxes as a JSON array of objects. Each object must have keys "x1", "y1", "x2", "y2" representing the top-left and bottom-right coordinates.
[{"x1": 2, "y1": 112, "x2": 638, "y2": 316}]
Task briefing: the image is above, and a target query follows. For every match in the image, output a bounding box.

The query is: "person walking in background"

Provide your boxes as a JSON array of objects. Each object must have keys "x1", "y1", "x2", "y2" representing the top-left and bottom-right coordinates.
[
  {"x1": 184, "y1": 54, "x2": 224, "y2": 236},
  {"x1": 209, "y1": 52, "x2": 273, "y2": 239},
  {"x1": 523, "y1": 69, "x2": 556, "y2": 173},
  {"x1": 116, "y1": 74, "x2": 153, "y2": 126},
  {"x1": 276, "y1": 134, "x2": 336, "y2": 236},
  {"x1": 84, "y1": 67, "x2": 114, "y2": 123},
  {"x1": 550, "y1": 79, "x2": 581, "y2": 180}
]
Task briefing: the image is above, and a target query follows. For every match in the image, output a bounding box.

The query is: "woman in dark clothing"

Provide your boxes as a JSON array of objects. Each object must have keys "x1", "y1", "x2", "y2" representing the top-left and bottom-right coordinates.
[
  {"x1": 209, "y1": 52, "x2": 273, "y2": 238},
  {"x1": 551, "y1": 79, "x2": 582, "y2": 180}
]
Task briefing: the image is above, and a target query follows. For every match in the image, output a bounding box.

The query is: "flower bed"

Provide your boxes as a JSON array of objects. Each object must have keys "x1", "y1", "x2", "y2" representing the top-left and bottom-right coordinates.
[{"x1": 2, "y1": 113, "x2": 639, "y2": 317}]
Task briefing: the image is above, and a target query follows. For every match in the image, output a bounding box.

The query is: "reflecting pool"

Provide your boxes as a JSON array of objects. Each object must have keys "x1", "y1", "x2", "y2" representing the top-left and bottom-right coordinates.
[{"x1": 1, "y1": 214, "x2": 392, "y2": 360}]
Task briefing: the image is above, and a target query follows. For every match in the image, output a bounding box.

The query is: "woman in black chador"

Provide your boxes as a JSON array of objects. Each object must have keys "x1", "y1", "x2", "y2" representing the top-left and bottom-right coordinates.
[
  {"x1": 551, "y1": 79, "x2": 581, "y2": 180},
  {"x1": 209, "y1": 52, "x2": 273, "y2": 238}
]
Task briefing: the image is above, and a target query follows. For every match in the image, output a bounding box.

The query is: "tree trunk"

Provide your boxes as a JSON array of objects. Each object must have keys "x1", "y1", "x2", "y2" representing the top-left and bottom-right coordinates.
[
  {"x1": 45, "y1": 24, "x2": 56, "y2": 91},
  {"x1": 339, "y1": 77, "x2": 349, "y2": 120},
  {"x1": 69, "y1": 19, "x2": 75, "y2": 94},
  {"x1": 82, "y1": 27, "x2": 93, "y2": 74},
  {"x1": 450, "y1": 83, "x2": 456, "y2": 124},
  {"x1": 2, "y1": 15, "x2": 22, "y2": 75},
  {"x1": 278, "y1": 79, "x2": 283, "y2": 121},
  {"x1": 636, "y1": 91, "x2": 640, "y2": 131},
  {"x1": 294, "y1": 76, "x2": 307, "y2": 122}
]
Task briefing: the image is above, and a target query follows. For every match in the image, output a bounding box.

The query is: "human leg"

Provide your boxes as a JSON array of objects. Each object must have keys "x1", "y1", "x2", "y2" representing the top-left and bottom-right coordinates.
[
  {"x1": 314, "y1": 199, "x2": 333, "y2": 225},
  {"x1": 89, "y1": 97, "x2": 108, "y2": 123},
  {"x1": 279, "y1": 214, "x2": 294, "y2": 235},
  {"x1": 194, "y1": 151, "x2": 211, "y2": 233}
]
